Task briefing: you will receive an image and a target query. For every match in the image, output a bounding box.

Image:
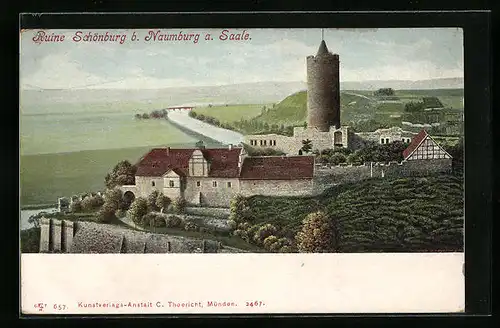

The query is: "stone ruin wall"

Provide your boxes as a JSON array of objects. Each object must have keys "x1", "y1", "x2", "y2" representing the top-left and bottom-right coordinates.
[{"x1": 38, "y1": 218, "x2": 236, "y2": 254}]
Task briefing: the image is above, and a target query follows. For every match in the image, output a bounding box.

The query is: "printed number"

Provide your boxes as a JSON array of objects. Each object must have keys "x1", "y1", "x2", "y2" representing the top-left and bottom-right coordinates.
[
  {"x1": 34, "y1": 303, "x2": 46, "y2": 311},
  {"x1": 246, "y1": 301, "x2": 264, "y2": 307},
  {"x1": 53, "y1": 304, "x2": 67, "y2": 311}
]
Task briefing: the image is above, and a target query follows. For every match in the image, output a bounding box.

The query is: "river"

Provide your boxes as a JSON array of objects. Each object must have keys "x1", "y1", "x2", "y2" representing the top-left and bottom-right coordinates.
[
  {"x1": 20, "y1": 208, "x2": 57, "y2": 231},
  {"x1": 167, "y1": 110, "x2": 245, "y2": 145}
]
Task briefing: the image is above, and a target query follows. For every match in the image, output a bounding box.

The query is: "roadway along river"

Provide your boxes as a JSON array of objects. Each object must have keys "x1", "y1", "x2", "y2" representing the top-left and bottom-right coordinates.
[{"x1": 167, "y1": 110, "x2": 245, "y2": 146}]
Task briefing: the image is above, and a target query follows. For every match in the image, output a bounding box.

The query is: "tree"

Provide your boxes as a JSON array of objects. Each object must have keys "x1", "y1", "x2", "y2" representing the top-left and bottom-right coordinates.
[
  {"x1": 105, "y1": 160, "x2": 137, "y2": 189},
  {"x1": 69, "y1": 200, "x2": 82, "y2": 213},
  {"x1": 128, "y1": 197, "x2": 149, "y2": 226},
  {"x1": 374, "y1": 88, "x2": 395, "y2": 96},
  {"x1": 96, "y1": 201, "x2": 117, "y2": 223},
  {"x1": 147, "y1": 190, "x2": 161, "y2": 212},
  {"x1": 229, "y1": 194, "x2": 250, "y2": 223},
  {"x1": 104, "y1": 188, "x2": 123, "y2": 211},
  {"x1": 296, "y1": 211, "x2": 337, "y2": 253},
  {"x1": 330, "y1": 153, "x2": 347, "y2": 165},
  {"x1": 253, "y1": 224, "x2": 278, "y2": 245},
  {"x1": 156, "y1": 193, "x2": 171, "y2": 213},
  {"x1": 134, "y1": 113, "x2": 142, "y2": 119},
  {"x1": 301, "y1": 139, "x2": 313, "y2": 154},
  {"x1": 172, "y1": 196, "x2": 187, "y2": 214}
]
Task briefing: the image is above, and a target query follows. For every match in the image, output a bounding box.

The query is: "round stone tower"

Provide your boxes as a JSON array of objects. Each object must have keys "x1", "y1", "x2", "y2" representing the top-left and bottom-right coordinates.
[{"x1": 306, "y1": 40, "x2": 340, "y2": 132}]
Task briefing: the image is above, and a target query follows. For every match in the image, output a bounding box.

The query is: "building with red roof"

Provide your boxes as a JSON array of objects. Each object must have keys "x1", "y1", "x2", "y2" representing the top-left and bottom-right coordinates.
[
  {"x1": 402, "y1": 129, "x2": 452, "y2": 161},
  {"x1": 119, "y1": 145, "x2": 316, "y2": 208}
]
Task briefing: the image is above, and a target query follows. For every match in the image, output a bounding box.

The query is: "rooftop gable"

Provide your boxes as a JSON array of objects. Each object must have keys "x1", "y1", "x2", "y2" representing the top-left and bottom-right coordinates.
[{"x1": 135, "y1": 147, "x2": 241, "y2": 178}]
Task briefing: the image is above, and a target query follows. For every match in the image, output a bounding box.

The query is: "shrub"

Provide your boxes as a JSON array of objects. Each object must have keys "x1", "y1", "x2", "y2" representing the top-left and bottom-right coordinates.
[
  {"x1": 263, "y1": 235, "x2": 279, "y2": 250},
  {"x1": 330, "y1": 153, "x2": 347, "y2": 165},
  {"x1": 227, "y1": 219, "x2": 238, "y2": 230},
  {"x1": 81, "y1": 195, "x2": 105, "y2": 212},
  {"x1": 184, "y1": 221, "x2": 198, "y2": 231},
  {"x1": 156, "y1": 194, "x2": 171, "y2": 213},
  {"x1": 253, "y1": 224, "x2": 278, "y2": 245},
  {"x1": 229, "y1": 194, "x2": 250, "y2": 223},
  {"x1": 172, "y1": 196, "x2": 187, "y2": 214},
  {"x1": 232, "y1": 229, "x2": 249, "y2": 241},
  {"x1": 96, "y1": 201, "x2": 117, "y2": 223},
  {"x1": 238, "y1": 222, "x2": 251, "y2": 230},
  {"x1": 115, "y1": 209, "x2": 126, "y2": 218},
  {"x1": 296, "y1": 211, "x2": 337, "y2": 253},
  {"x1": 69, "y1": 200, "x2": 82, "y2": 213},
  {"x1": 147, "y1": 190, "x2": 161, "y2": 212},
  {"x1": 280, "y1": 245, "x2": 294, "y2": 253},
  {"x1": 165, "y1": 215, "x2": 183, "y2": 228},
  {"x1": 128, "y1": 197, "x2": 149, "y2": 226},
  {"x1": 20, "y1": 227, "x2": 40, "y2": 253},
  {"x1": 142, "y1": 212, "x2": 166, "y2": 228}
]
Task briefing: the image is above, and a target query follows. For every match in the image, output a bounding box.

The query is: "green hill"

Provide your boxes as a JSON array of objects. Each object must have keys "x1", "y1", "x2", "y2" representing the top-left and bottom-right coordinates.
[
  {"x1": 254, "y1": 90, "x2": 376, "y2": 126},
  {"x1": 239, "y1": 174, "x2": 464, "y2": 252}
]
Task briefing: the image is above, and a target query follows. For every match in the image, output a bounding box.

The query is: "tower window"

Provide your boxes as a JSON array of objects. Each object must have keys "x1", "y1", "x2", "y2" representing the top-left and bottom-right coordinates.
[
  {"x1": 380, "y1": 139, "x2": 385, "y2": 144},
  {"x1": 169, "y1": 180, "x2": 175, "y2": 187},
  {"x1": 386, "y1": 138, "x2": 390, "y2": 144}
]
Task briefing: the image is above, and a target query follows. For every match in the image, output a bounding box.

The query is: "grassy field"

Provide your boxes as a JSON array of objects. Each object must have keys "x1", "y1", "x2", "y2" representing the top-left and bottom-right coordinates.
[
  {"x1": 242, "y1": 174, "x2": 464, "y2": 252},
  {"x1": 20, "y1": 110, "x2": 200, "y2": 156},
  {"x1": 192, "y1": 104, "x2": 268, "y2": 123}
]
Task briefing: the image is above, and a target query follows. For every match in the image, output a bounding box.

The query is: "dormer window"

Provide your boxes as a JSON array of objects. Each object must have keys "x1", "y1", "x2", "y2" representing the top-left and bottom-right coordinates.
[{"x1": 169, "y1": 180, "x2": 175, "y2": 187}]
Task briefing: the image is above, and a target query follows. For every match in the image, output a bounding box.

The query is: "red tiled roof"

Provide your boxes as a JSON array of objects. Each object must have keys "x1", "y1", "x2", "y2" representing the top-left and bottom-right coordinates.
[
  {"x1": 239, "y1": 156, "x2": 314, "y2": 180},
  {"x1": 402, "y1": 129, "x2": 428, "y2": 160},
  {"x1": 135, "y1": 148, "x2": 241, "y2": 178}
]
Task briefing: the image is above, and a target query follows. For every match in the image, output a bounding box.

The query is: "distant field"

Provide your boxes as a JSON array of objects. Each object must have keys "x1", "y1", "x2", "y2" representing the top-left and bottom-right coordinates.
[
  {"x1": 20, "y1": 110, "x2": 199, "y2": 156},
  {"x1": 20, "y1": 146, "x2": 155, "y2": 206},
  {"x1": 192, "y1": 104, "x2": 268, "y2": 123}
]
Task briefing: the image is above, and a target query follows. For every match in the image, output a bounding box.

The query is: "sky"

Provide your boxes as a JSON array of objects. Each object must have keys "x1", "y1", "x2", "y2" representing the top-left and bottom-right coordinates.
[{"x1": 19, "y1": 28, "x2": 463, "y2": 90}]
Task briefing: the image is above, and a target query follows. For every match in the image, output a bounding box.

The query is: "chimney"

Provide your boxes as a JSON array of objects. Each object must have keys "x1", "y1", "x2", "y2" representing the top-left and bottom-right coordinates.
[
  {"x1": 166, "y1": 147, "x2": 170, "y2": 155},
  {"x1": 228, "y1": 144, "x2": 233, "y2": 150}
]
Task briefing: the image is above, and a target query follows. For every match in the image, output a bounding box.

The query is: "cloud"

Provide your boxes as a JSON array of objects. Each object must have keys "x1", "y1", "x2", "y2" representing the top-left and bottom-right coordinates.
[
  {"x1": 20, "y1": 29, "x2": 464, "y2": 90},
  {"x1": 341, "y1": 60, "x2": 463, "y2": 81},
  {"x1": 21, "y1": 53, "x2": 107, "y2": 89}
]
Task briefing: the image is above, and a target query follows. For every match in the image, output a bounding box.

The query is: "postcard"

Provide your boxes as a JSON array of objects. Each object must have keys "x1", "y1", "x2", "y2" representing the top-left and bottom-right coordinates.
[{"x1": 20, "y1": 25, "x2": 465, "y2": 314}]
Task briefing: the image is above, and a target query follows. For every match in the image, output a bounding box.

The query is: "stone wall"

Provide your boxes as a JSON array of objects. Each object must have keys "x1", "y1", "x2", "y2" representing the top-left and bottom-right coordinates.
[
  {"x1": 355, "y1": 127, "x2": 416, "y2": 145},
  {"x1": 240, "y1": 179, "x2": 314, "y2": 197},
  {"x1": 244, "y1": 134, "x2": 302, "y2": 155},
  {"x1": 39, "y1": 219, "x2": 243, "y2": 253},
  {"x1": 39, "y1": 217, "x2": 75, "y2": 253},
  {"x1": 184, "y1": 177, "x2": 240, "y2": 207}
]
